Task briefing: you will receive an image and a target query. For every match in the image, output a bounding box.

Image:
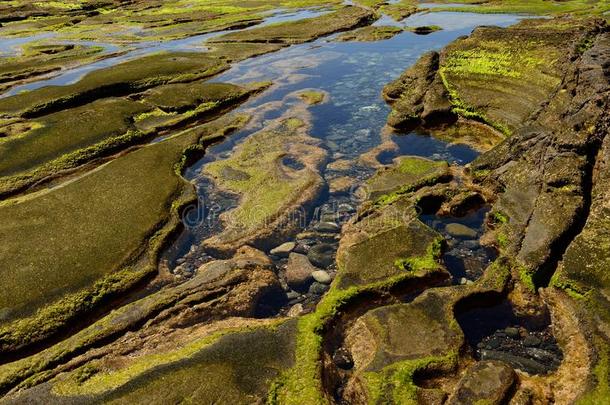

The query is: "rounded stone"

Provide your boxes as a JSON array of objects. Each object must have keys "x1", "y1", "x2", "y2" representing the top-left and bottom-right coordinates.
[
  {"x1": 312, "y1": 270, "x2": 332, "y2": 284},
  {"x1": 309, "y1": 281, "x2": 330, "y2": 295},
  {"x1": 504, "y1": 327, "x2": 521, "y2": 339},
  {"x1": 270, "y1": 241, "x2": 296, "y2": 257},
  {"x1": 523, "y1": 335, "x2": 542, "y2": 347},
  {"x1": 285, "y1": 253, "x2": 315, "y2": 289},
  {"x1": 307, "y1": 243, "x2": 336, "y2": 268}
]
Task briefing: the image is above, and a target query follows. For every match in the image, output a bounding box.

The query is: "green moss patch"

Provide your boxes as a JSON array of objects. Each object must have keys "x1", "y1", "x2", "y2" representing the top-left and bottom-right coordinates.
[
  {"x1": 336, "y1": 26, "x2": 403, "y2": 42},
  {"x1": 209, "y1": 6, "x2": 375, "y2": 45},
  {"x1": 367, "y1": 156, "x2": 451, "y2": 205},
  {"x1": 0, "y1": 52, "x2": 228, "y2": 117},
  {"x1": 0, "y1": 115, "x2": 249, "y2": 352},
  {"x1": 203, "y1": 116, "x2": 326, "y2": 254},
  {"x1": 438, "y1": 20, "x2": 581, "y2": 134}
]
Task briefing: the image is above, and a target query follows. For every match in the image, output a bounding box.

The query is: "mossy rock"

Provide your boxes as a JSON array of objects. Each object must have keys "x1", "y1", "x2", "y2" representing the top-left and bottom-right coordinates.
[
  {"x1": 0, "y1": 43, "x2": 105, "y2": 93},
  {"x1": 0, "y1": 52, "x2": 228, "y2": 117},
  {"x1": 203, "y1": 115, "x2": 327, "y2": 255},
  {"x1": 336, "y1": 26, "x2": 403, "y2": 42},
  {"x1": 209, "y1": 6, "x2": 375, "y2": 45},
  {"x1": 348, "y1": 290, "x2": 462, "y2": 403},
  {"x1": 367, "y1": 156, "x2": 451, "y2": 204},
  {"x1": 0, "y1": 115, "x2": 249, "y2": 353},
  {"x1": 4, "y1": 319, "x2": 298, "y2": 404}
]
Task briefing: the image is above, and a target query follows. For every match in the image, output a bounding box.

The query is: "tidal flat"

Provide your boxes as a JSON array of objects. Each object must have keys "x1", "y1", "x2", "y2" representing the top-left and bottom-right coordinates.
[{"x1": 0, "y1": 0, "x2": 608, "y2": 404}]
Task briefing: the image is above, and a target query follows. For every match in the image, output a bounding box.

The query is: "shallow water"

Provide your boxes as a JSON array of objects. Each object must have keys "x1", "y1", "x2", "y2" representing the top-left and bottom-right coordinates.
[
  {"x1": 0, "y1": 8, "x2": 330, "y2": 97},
  {"x1": 166, "y1": 10, "x2": 526, "y2": 270},
  {"x1": 421, "y1": 207, "x2": 497, "y2": 282}
]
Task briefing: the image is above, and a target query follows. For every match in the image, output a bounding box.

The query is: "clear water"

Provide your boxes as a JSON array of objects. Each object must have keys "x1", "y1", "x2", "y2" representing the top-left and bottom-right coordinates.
[
  {"x1": 167, "y1": 10, "x2": 526, "y2": 268},
  {"x1": 0, "y1": 8, "x2": 331, "y2": 97},
  {"x1": 0, "y1": 6, "x2": 526, "y2": 273}
]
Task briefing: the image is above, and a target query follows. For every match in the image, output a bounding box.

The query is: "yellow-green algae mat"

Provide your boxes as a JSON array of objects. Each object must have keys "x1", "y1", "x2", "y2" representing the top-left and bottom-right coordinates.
[{"x1": 0, "y1": 114, "x2": 249, "y2": 353}]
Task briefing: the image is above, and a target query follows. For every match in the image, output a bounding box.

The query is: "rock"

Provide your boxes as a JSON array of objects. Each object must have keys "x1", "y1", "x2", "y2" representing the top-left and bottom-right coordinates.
[
  {"x1": 307, "y1": 244, "x2": 336, "y2": 268},
  {"x1": 445, "y1": 223, "x2": 478, "y2": 239},
  {"x1": 504, "y1": 327, "x2": 521, "y2": 339},
  {"x1": 234, "y1": 245, "x2": 273, "y2": 268},
  {"x1": 308, "y1": 282, "x2": 329, "y2": 295},
  {"x1": 480, "y1": 349, "x2": 548, "y2": 375},
  {"x1": 447, "y1": 360, "x2": 516, "y2": 405},
  {"x1": 312, "y1": 270, "x2": 332, "y2": 285},
  {"x1": 329, "y1": 176, "x2": 355, "y2": 194},
  {"x1": 287, "y1": 303, "x2": 305, "y2": 317},
  {"x1": 270, "y1": 241, "x2": 296, "y2": 257},
  {"x1": 285, "y1": 253, "x2": 316, "y2": 289},
  {"x1": 523, "y1": 335, "x2": 542, "y2": 347},
  {"x1": 314, "y1": 221, "x2": 341, "y2": 233},
  {"x1": 333, "y1": 347, "x2": 354, "y2": 370},
  {"x1": 336, "y1": 25, "x2": 403, "y2": 42},
  {"x1": 366, "y1": 156, "x2": 450, "y2": 202},
  {"x1": 286, "y1": 291, "x2": 300, "y2": 300}
]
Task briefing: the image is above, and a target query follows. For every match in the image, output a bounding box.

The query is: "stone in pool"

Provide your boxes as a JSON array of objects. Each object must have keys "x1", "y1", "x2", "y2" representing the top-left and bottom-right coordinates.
[{"x1": 445, "y1": 223, "x2": 478, "y2": 238}]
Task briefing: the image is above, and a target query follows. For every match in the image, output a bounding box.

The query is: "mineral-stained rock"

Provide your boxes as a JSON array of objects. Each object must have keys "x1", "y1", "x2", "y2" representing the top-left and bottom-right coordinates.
[{"x1": 447, "y1": 360, "x2": 516, "y2": 405}]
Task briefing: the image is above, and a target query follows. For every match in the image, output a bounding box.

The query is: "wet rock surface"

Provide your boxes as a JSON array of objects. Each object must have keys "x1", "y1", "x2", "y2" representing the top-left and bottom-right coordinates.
[{"x1": 0, "y1": 2, "x2": 608, "y2": 404}]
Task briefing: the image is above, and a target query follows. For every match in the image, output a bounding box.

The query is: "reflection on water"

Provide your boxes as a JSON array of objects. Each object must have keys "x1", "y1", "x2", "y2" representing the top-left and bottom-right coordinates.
[{"x1": 0, "y1": 8, "x2": 331, "y2": 97}]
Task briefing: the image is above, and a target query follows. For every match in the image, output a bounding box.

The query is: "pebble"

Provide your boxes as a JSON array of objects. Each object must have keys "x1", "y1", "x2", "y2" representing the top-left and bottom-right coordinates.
[
  {"x1": 505, "y1": 327, "x2": 521, "y2": 339},
  {"x1": 309, "y1": 282, "x2": 330, "y2": 295},
  {"x1": 286, "y1": 291, "x2": 300, "y2": 300},
  {"x1": 285, "y1": 253, "x2": 315, "y2": 289},
  {"x1": 315, "y1": 221, "x2": 341, "y2": 233},
  {"x1": 270, "y1": 241, "x2": 296, "y2": 257},
  {"x1": 308, "y1": 243, "x2": 336, "y2": 268},
  {"x1": 287, "y1": 303, "x2": 305, "y2": 317},
  {"x1": 312, "y1": 270, "x2": 332, "y2": 284},
  {"x1": 523, "y1": 335, "x2": 542, "y2": 347}
]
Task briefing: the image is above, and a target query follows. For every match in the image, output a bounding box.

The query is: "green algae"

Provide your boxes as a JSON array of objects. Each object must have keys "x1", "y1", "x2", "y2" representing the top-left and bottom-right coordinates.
[
  {"x1": 370, "y1": 157, "x2": 450, "y2": 206},
  {"x1": 270, "y1": 270, "x2": 440, "y2": 405},
  {"x1": 97, "y1": 320, "x2": 297, "y2": 404},
  {"x1": 0, "y1": 114, "x2": 249, "y2": 353},
  {"x1": 51, "y1": 320, "x2": 287, "y2": 396},
  {"x1": 394, "y1": 237, "x2": 443, "y2": 272},
  {"x1": 203, "y1": 115, "x2": 326, "y2": 253},
  {"x1": 336, "y1": 26, "x2": 403, "y2": 42},
  {"x1": 363, "y1": 352, "x2": 457, "y2": 404},
  {"x1": 425, "y1": 0, "x2": 610, "y2": 16},
  {"x1": 0, "y1": 52, "x2": 229, "y2": 117},
  {"x1": 297, "y1": 90, "x2": 326, "y2": 105},
  {"x1": 209, "y1": 6, "x2": 375, "y2": 45}
]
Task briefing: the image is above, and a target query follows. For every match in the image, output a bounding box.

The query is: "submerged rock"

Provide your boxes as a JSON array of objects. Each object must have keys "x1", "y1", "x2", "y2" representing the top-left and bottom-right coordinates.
[
  {"x1": 285, "y1": 253, "x2": 316, "y2": 289},
  {"x1": 307, "y1": 243, "x2": 336, "y2": 268},
  {"x1": 445, "y1": 223, "x2": 478, "y2": 238},
  {"x1": 447, "y1": 361, "x2": 516, "y2": 405},
  {"x1": 270, "y1": 241, "x2": 296, "y2": 257},
  {"x1": 203, "y1": 113, "x2": 327, "y2": 255},
  {"x1": 312, "y1": 270, "x2": 332, "y2": 285}
]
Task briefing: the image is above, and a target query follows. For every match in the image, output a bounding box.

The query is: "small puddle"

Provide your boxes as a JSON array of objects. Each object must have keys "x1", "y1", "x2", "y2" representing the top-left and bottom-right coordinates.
[
  {"x1": 456, "y1": 297, "x2": 563, "y2": 375},
  {"x1": 420, "y1": 206, "x2": 497, "y2": 283}
]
